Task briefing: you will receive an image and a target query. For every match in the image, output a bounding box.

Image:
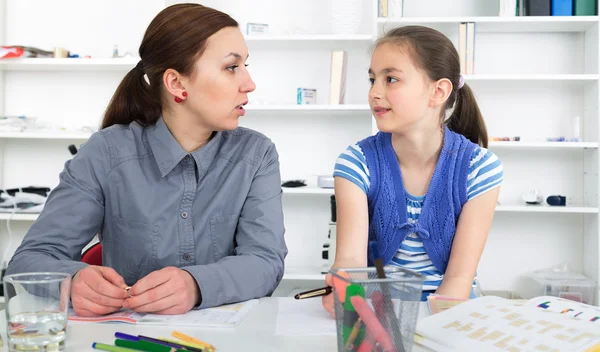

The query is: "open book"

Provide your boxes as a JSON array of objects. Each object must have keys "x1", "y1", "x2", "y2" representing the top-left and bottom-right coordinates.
[
  {"x1": 68, "y1": 299, "x2": 259, "y2": 328},
  {"x1": 416, "y1": 296, "x2": 600, "y2": 351}
]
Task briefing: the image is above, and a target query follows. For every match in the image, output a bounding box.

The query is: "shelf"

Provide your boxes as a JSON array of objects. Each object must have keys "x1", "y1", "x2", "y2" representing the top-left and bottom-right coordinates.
[
  {"x1": 245, "y1": 34, "x2": 373, "y2": 42},
  {"x1": 0, "y1": 58, "x2": 140, "y2": 71},
  {"x1": 244, "y1": 34, "x2": 373, "y2": 49},
  {"x1": 0, "y1": 213, "x2": 39, "y2": 221},
  {"x1": 495, "y1": 205, "x2": 599, "y2": 213},
  {"x1": 282, "y1": 187, "x2": 334, "y2": 195},
  {"x1": 283, "y1": 268, "x2": 327, "y2": 281},
  {"x1": 488, "y1": 141, "x2": 598, "y2": 149},
  {"x1": 464, "y1": 74, "x2": 599, "y2": 81},
  {"x1": 377, "y1": 16, "x2": 599, "y2": 32},
  {"x1": 0, "y1": 131, "x2": 92, "y2": 140},
  {"x1": 246, "y1": 104, "x2": 370, "y2": 112}
]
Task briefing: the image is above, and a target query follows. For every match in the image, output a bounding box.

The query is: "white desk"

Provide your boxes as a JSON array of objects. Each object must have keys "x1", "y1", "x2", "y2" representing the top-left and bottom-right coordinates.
[{"x1": 0, "y1": 299, "x2": 431, "y2": 352}]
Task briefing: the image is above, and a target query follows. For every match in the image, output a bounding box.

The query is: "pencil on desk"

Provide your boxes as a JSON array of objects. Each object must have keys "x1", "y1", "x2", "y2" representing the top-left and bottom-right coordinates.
[
  {"x1": 294, "y1": 286, "x2": 333, "y2": 299},
  {"x1": 172, "y1": 331, "x2": 216, "y2": 351},
  {"x1": 159, "y1": 338, "x2": 206, "y2": 351}
]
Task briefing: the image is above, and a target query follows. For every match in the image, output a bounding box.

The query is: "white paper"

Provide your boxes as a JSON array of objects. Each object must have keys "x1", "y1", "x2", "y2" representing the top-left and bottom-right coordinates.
[
  {"x1": 69, "y1": 299, "x2": 260, "y2": 328},
  {"x1": 139, "y1": 299, "x2": 260, "y2": 327},
  {"x1": 275, "y1": 298, "x2": 336, "y2": 336}
]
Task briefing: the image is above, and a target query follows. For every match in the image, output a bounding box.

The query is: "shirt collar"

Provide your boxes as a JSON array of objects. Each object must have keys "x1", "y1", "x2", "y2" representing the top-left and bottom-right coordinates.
[{"x1": 147, "y1": 117, "x2": 222, "y2": 178}]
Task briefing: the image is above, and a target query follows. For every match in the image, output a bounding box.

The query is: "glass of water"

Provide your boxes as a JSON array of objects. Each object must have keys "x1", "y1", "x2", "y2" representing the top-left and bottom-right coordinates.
[{"x1": 3, "y1": 272, "x2": 71, "y2": 352}]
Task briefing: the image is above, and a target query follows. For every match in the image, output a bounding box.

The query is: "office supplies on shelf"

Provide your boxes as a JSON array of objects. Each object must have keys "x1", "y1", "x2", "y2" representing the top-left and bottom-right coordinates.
[
  {"x1": 297, "y1": 88, "x2": 317, "y2": 104},
  {"x1": 281, "y1": 180, "x2": 306, "y2": 188}
]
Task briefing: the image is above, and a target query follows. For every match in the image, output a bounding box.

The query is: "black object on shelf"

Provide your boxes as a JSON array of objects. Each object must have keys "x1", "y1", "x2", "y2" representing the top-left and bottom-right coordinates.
[{"x1": 281, "y1": 180, "x2": 307, "y2": 188}]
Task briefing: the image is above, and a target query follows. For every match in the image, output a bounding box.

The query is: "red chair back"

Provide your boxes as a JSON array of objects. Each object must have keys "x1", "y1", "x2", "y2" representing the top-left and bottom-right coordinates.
[{"x1": 81, "y1": 242, "x2": 102, "y2": 266}]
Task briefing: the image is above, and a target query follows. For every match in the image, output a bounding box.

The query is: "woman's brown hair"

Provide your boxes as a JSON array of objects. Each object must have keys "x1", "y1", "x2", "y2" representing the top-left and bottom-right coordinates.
[
  {"x1": 375, "y1": 25, "x2": 488, "y2": 147},
  {"x1": 102, "y1": 3, "x2": 238, "y2": 129}
]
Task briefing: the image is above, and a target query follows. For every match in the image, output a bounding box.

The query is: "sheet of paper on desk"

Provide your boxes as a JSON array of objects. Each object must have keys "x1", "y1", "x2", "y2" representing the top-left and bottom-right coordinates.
[
  {"x1": 68, "y1": 299, "x2": 260, "y2": 328},
  {"x1": 275, "y1": 298, "x2": 336, "y2": 336},
  {"x1": 139, "y1": 299, "x2": 260, "y2": 327}
]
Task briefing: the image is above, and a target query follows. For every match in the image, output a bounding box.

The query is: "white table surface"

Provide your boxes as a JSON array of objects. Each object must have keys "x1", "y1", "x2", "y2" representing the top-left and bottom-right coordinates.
[{"x1": 0, "y1": 299, "x2": 431, "y2": 352}]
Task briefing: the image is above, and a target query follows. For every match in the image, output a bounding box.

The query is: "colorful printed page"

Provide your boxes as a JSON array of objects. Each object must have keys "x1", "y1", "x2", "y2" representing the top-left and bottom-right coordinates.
[
  {"x1": 525, "y1": 296, "x2": 600, "y2": 324},
  {"x1": 68, "y1": 299, "x2": 260, "y2": 327},
  {"x1": 416, "y1": 296, "x2": 600, "y2": 352}
]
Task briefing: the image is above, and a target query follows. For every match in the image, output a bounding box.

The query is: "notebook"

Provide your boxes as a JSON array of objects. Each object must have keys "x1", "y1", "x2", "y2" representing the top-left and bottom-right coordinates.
[
  {"x1": 426, "y1": 295, "x2": 468, "y2": 315},
  {"x1": 416, "y1": 295, "x2": 600, "y2": 351},
  {"x1": 68, "y1": 299, "x2": 260, "y2": 328}
]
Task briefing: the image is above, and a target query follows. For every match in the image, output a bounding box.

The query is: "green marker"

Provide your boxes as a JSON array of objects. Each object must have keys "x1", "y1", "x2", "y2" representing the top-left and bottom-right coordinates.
[
  {"x1": 92, "y1": 342, "x2": 141, "y2": 352},
  {"x1": 115, "y1": 338, "x2": 186, "y2": 352},
  {"x1": 342, "y1": 283, "x2": 366, "y2": 348}
]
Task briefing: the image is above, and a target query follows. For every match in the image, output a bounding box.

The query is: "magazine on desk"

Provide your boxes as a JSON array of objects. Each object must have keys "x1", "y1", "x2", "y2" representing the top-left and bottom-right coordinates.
[
  {"x1": 68, "y1": 299, "x2": 260, "y2": 328},
  {"x1": 416, "y1": 295, "x2": 600, "y2": 352}
]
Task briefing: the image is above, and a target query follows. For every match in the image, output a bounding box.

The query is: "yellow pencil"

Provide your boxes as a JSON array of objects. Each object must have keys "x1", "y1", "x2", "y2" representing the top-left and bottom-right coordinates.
[
  {"x1": 344, "y1": 317, "x2": 363, "y2": 350},
  {"x1": 172, "y1": 331, "x2": 216, "y2": 351}
]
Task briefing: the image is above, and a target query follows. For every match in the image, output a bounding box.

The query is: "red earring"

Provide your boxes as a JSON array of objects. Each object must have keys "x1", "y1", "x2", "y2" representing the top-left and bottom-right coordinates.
[{"x1": 174, "y1": 91, "x2": 187, "y2": 103}]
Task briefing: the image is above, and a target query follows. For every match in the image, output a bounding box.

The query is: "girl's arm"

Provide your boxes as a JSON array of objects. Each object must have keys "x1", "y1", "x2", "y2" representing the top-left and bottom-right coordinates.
[
  {"x1": 435, "y1": 187, "x2": 500, "y2": 298},
  {"x1": 332, "y1": 177, "x2": 370, "y2": 268}
]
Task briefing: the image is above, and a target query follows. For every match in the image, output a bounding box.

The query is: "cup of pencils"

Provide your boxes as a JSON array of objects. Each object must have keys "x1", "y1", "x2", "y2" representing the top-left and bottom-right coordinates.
[{"x1": 330, "y1": 266, "x2": 424, "y2": 352}]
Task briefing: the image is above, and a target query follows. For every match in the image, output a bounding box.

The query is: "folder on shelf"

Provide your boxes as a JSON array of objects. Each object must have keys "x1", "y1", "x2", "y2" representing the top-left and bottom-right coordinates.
[
  {"x1": 574, "y1": 0, "x2": 597, "y2": 15},
  {"x1": 388, "y1": 0, "x2": 403, "y2": 18},
  {"x1": 459, "y1": 23, "x2": 467, "y2": 75},
  {"x1": 329, "y1": 50, "x2": 348, "y2": 105},
  {"x1": 552, "y1": 0, "x2": 573, "y2": 15},
  {"x1": 379, "y1": 0, "x2": 389, "y2": 17},
  {"x1": 466, "y1": 22, "x2": 475, "y2": 75},
  {"x1": 499, "y1": 0, "x2": 518, "y2": 16},
  {"x1": 525, "y1": 0, "x2": 551, "y2": 16},
  {"x1": 519, "y1": 0, "x2": 527, "y2": 15}
]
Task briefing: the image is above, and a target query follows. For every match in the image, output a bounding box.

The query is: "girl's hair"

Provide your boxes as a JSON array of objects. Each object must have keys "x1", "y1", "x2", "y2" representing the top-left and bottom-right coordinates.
[
  {"x1": 101, "y1": 4, "x2": 238, "y2": 129},
  {"x1": 375, "y1": 25, "x2": 488, "y2": 147}
]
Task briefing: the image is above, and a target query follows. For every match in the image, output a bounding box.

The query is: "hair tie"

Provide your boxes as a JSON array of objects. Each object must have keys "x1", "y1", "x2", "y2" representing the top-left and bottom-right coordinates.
[
  {"x1": 458, "y1": 75, "x2": 465, "y2": 89},
  {"x1": 135, "y1": 60, "x2": 144, "y2": 72}
]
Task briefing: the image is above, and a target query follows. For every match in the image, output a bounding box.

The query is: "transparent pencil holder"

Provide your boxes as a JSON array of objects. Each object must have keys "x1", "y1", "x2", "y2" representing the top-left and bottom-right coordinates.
[{"x1": 330, "y1": 267, "x2": 425, "y2": 352}]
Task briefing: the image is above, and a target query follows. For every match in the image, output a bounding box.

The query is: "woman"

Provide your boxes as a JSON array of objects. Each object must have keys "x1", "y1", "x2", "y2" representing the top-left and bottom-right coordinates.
[
  {"x1": 7, "y1": 3, "x2": 287, "y2": 317},
  {"x1": 323, "y1": 26, "x2": 503, "y2": 316}
]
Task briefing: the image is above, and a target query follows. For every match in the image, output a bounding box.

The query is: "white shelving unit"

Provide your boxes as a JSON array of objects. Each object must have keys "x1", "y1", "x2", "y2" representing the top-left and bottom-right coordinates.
[
  {"x1": 0, "y1": 58, "x2": 139, "y2": 71},
  {"x1": 0, "y1": 0, "x2": 599, "y2": 303},
  {"x1": 0, "y1": 213, "x2": 39, "y2": 221}
]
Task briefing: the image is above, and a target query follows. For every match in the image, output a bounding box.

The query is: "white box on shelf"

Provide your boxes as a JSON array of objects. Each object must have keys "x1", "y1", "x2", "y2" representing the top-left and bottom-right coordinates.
[{"x1": 296, "y1": 88, "x2": 317, "y2": 105}]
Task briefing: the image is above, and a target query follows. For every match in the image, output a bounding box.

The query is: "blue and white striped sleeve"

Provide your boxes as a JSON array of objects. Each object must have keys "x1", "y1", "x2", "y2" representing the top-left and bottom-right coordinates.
[
  {"x1": 467, "y1": 147, "x2": 503, "y2": 201},
  {"x1": 333, "y1": 144, "x2": 370, "y2": 194}
]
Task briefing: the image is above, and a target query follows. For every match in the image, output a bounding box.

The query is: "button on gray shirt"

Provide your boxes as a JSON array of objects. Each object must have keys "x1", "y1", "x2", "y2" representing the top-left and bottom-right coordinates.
[{"x1": 7, "y1": 118, "x2": 287, "y2": 308}]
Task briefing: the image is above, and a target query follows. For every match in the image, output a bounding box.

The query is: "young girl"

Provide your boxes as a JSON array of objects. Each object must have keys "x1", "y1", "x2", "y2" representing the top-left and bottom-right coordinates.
[{"x1": 323, "y1": 25, "x2": 503, "y2": 315}]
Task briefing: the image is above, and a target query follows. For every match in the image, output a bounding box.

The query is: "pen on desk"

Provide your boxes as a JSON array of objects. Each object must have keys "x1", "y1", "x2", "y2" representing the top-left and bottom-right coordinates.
[
  {"x1": 139, "y1": 335, "x2": 204, "y2": 352},
  {"x1": 92, "y1": 342, "x2": 140, "y2": 352},
  {"x1": 294, "y1": 286, "x2": 333, "y2": 300},
  {"x1": 115, "y1": 332, "x2": 139, "y2": 342},
  {"x1": 115, "y1": 338, "x2": 185, "y2": 352}
]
